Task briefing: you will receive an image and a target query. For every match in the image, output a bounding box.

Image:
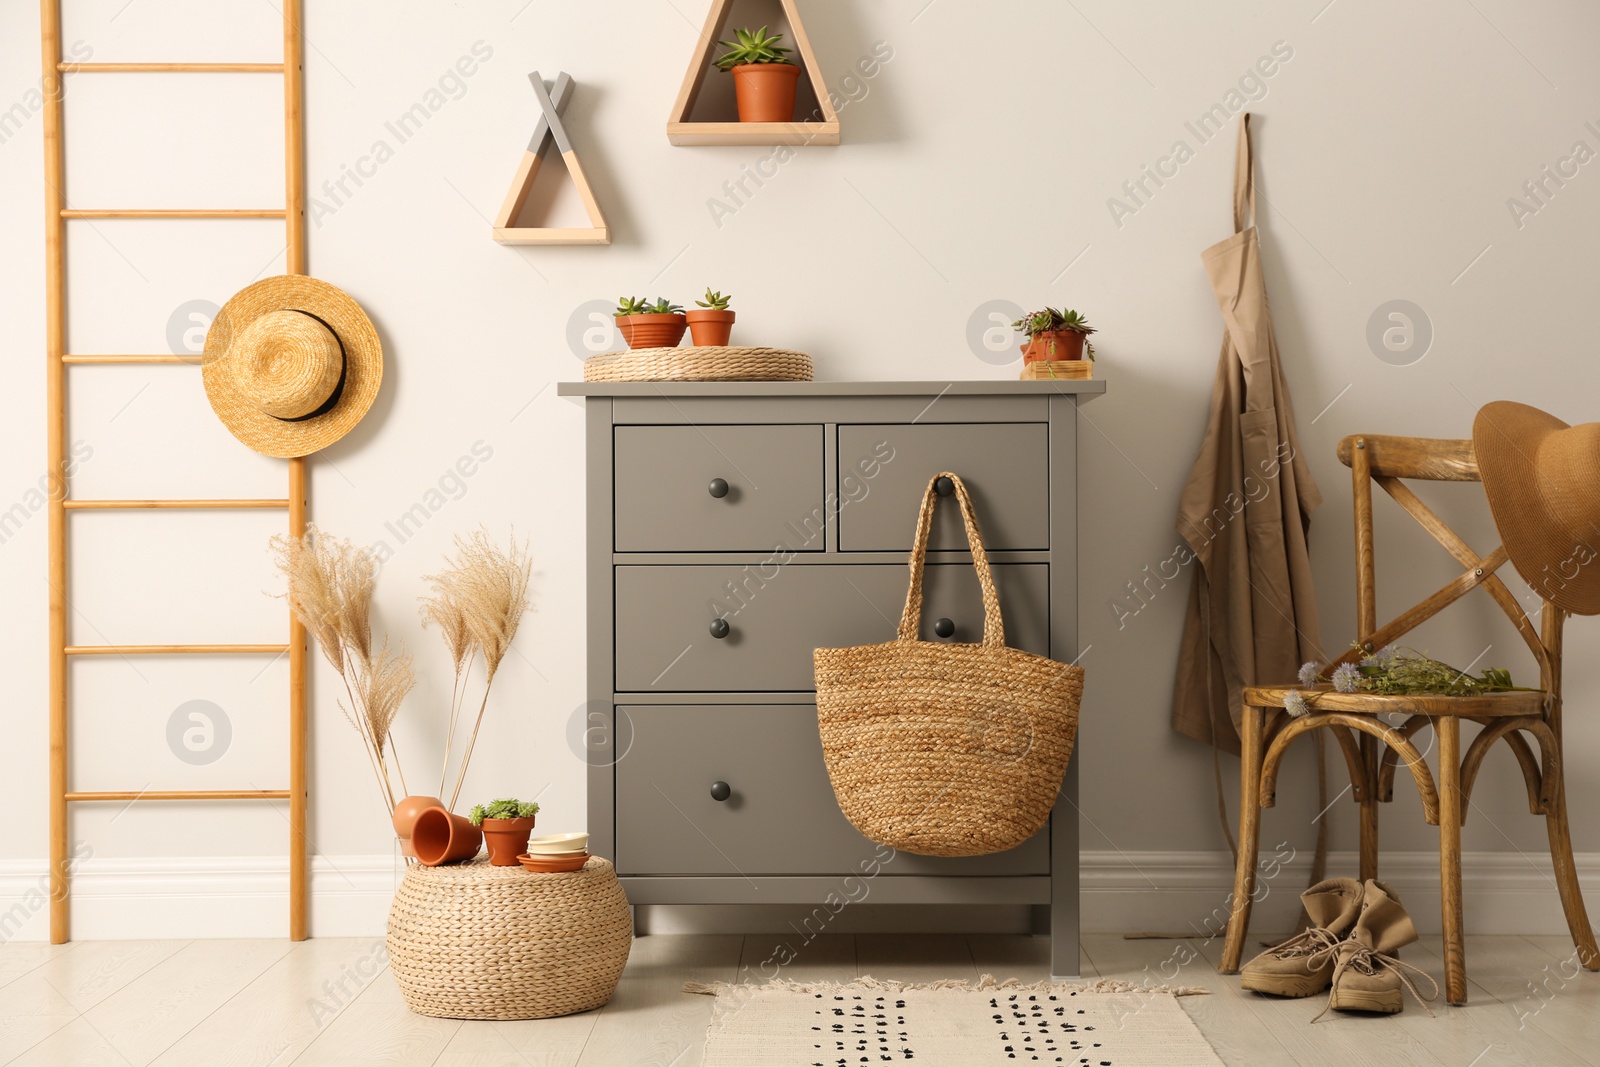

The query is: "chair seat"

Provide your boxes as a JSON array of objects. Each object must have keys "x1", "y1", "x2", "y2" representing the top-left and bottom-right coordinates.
[{"x1": 1243, "y1": 684, "x2": 1546, "y2": 719}]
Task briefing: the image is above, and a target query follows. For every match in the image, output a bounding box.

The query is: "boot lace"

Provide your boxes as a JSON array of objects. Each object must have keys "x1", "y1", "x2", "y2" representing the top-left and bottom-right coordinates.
[
  {"x1": 1264, "y1": 925, "x2": 1343, "y2": 961},
  {"x1": 1308, "y1": 942, "x2": 1440, "y2": 1022}
]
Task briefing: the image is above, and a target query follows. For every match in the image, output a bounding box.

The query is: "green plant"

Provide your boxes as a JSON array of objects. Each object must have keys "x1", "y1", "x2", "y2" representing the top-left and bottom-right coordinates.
[
  {"x1": 714, "y1": 26, "x2": 794, "y2": 70},
  {"x1": 615, "y1": 296, "x2": 649, "y2": 317},
  {"x1": 696, "y1": 289, "x2": 732, "y2": 310},
  {"x1": 468, "y1": 797, "x2": 541, "y2": 826},
  {"x1": 1012, "y1": 307, "x2": 1097, "y2": 359},
  {"x1": 644, "y1": 297, "x2": 685, "y2": 315}
]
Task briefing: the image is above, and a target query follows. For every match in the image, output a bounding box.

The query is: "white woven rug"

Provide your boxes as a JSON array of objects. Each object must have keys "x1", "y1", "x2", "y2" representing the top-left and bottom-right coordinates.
[{"x1": 686, "y1": 975, "x2": 1223, "y2": 1066}]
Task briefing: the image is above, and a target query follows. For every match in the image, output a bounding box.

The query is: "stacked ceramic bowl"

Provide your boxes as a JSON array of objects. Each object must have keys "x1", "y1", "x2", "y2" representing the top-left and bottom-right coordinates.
[{"x1": 518, "y1": 832, "x2": 591, "y2": 873}]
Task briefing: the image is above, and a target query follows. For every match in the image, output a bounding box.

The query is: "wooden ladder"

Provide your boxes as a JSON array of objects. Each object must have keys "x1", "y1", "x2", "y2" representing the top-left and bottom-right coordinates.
[{"x1": 40, "y1": 0, "x2": 309, "y2": 942}]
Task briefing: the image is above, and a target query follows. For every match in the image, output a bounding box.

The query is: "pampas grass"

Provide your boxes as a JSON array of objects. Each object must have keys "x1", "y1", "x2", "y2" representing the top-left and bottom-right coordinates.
[
  {"x1": 273, "y1": 527, "x2": 415, "y2": 814},
  {"x1": 421, "y1": 530, "x2": 532, "y2": 809}
]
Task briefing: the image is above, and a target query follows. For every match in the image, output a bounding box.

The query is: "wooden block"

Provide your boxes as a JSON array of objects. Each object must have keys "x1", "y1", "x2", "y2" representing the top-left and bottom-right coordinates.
[{"x1": 1020, "y1": 361, "x2": 1093, "y2": 380}]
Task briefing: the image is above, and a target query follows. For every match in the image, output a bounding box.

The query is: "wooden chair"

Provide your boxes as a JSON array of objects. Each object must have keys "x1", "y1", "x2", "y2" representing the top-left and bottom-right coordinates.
[{"x1": 1218, "y1": 434, "x2": 1599, "y2": 1004}]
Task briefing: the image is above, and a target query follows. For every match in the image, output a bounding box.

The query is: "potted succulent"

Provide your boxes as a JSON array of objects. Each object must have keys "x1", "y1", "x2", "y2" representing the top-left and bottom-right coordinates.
[
  {"x1": 686, "y1": 289, "x2": 735, "y2": 346},
  {"x1": 470, "y1": 797, "x2": 541, "y2": 866},
  {"x1": 615, "y1": 296, "x2": 687, "y2": 349},
  {"x1": 715, "y1": 26, "x2": 800, "y2": 123},
  {"x1": 1013, "y1": 307, "x2": 1097, "y2": 364}
]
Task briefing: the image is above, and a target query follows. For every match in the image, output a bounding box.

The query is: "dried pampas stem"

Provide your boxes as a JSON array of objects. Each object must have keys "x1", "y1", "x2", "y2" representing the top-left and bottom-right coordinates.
[
  {"x1": 273, "y1": 526, "x2": 415, "y2": 816},
  {"x1": 421, "y1": 529, "x2": 532, "y2": 811}
]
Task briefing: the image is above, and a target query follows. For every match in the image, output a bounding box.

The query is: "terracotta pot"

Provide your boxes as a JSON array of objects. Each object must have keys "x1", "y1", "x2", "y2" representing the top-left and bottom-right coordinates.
[
  {"x1": 1021, "y1": 330, "x2": 1086, "y2": 364},
  {"x1": 411, "y1": 807, "x2": 482, "y2": 867},
  {"x1": 616, "y1": 313, "x2": 687, "y2": 349},
  {"x1": 730, "y1": 63, "x2": 801, "y2": 123},
  {"x1": 480, "y1": 816, "x2": 538, "y2": 866},
  {"x1": 391, "y1": 795, "x2": 444, "y2": 858},
  {"x1": 685, "y1": 309, "x2": 735, "y2": 346}
]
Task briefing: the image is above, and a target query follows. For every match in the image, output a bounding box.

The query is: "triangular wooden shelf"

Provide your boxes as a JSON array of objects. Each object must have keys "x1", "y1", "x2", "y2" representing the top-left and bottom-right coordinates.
[
  {"x1": 493, "y1": 71, "x2": 610, "y2": 246},
  {"x1": 668, "y1": 0, "x2": 839, "y2": 146}
]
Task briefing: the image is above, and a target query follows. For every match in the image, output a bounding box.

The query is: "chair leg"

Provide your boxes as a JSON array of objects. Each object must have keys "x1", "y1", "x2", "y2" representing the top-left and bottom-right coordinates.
[
  {"x1": 1358, "y1": 733, "x2": 1379, "y2": 883},
  {"x1": 1437, "y1": 718, "x2": 1467, "y2": 1005},
  {"x1": 1545, "y1": 760, "x2": 1600, "y2": 970},
  {"x1": 1220, "y1": 705, "x2": 1264, "y2": 974}
]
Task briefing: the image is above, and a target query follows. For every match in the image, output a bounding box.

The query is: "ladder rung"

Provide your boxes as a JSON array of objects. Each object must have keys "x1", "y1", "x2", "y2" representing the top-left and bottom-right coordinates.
[
  {"x1": 66, "y1": 499, "x2": 290, "y2": 510},
  {"x1": 63, "y1": 354, "x2": 194, "y2": 365},
  {"x1": 61, "y1": 63, "x2": 285, "y2": 73},
  {"x1": 67, "y1": 790, "x2": 291, "y2": 802},
  {"x1": 66, "y1": 643, "x2": 290, "y2": 656},
  {"x1": 62, "y1": 209, "x2": 286, "y2": 219}
]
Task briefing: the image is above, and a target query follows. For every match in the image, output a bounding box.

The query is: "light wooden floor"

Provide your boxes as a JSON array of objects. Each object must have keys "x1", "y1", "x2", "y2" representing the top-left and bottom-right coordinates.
[{"x1": 1, "y1": 931, "x2": 1595, "y2": 1065}]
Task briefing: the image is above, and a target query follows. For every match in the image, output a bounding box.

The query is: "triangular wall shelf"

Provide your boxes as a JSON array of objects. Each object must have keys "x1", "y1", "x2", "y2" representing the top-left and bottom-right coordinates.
[
  {"x1": 668, "y1": 0, "x2": 839, "y2": 146},
  {"x1": 493, "y1": 71, "x2": 610, "y2": 245}
]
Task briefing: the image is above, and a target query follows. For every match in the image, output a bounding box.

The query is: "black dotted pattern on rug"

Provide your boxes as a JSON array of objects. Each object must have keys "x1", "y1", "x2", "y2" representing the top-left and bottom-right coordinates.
[
  {"x1": 808, "y1": 992, "x2": 914, "y2": 1065},
  {"x1": 987, "y1": 992, "x2": 1110, "y2": 1064}
]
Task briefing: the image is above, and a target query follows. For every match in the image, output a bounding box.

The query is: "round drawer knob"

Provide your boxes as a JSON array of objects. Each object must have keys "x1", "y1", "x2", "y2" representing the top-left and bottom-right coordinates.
[
  {"x1": 710, "y1": 781, "x2": 732, "y2": 802},
  {"x1": 708, "y1": 478, "x2": 730, "y2": 499},
  {"x1": 935, "y1": 476, "x2": 955, "y2": 497},
  {"x1": 934, "y1": 617, "x2": 956, "y2": 638},
  {"x1": 709, "y1": 618, "x2": 730, "y2": 639}
]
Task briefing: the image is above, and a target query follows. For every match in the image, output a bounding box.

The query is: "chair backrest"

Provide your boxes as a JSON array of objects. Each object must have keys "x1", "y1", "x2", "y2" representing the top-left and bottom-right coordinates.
[{"x1": 1333, "y1": 434, "x2": 1559, "y2": 694}]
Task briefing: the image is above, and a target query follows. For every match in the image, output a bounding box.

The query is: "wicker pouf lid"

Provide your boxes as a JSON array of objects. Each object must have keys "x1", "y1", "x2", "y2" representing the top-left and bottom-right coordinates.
[
  {"x1": 387, "y1": 856, "x2": 631, "y2": 1020},
  {"x1": 583, "y1": 346, "x2": 813, "y2": 382}
]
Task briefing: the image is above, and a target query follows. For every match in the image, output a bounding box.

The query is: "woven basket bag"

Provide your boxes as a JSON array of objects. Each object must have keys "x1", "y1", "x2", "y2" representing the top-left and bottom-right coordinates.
[{"x1": 814, "y1": 472, "x2": 1085, "y2": 857}]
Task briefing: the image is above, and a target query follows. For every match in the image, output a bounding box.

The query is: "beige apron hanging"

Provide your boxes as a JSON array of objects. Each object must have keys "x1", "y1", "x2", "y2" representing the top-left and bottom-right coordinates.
[{"x1": 1171, "y1": 114, "x2": 1325, "y2": 753}]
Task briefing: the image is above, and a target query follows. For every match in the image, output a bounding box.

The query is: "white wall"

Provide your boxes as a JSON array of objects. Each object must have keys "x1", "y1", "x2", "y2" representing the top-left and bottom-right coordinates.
[{"x1": 3, "y1": 0, "x2": 1598, "y2": 939}]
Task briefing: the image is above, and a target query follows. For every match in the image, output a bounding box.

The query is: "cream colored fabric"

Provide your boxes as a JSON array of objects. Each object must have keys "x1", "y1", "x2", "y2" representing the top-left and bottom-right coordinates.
[
  {"x1": 1172, "y1": 114, "x2": 1325, "y2": 753},
  {"x1": 692, "y1": 976, "x2": 1222, "y2": 1066}
]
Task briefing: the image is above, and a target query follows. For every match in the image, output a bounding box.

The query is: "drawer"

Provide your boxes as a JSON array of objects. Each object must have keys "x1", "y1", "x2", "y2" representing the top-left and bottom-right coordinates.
[
  {"x1": 614, "y1": 704, "x2": 1050, "y2": 876},
  {"x1": 838, "y1": 423, "x2": 1049, "y2": 551},
  {"x1": 615, "y1": 563, "x2": 1048, "y2": 692},
  {"x1": 614, "y1": 425, "x2": 825, "y2": 552}
]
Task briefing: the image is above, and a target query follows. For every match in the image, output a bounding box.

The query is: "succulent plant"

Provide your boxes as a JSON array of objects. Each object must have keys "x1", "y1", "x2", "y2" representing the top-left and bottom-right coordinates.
[
  {"x1": 696, "y1": 289, "x2": 732, "y2": 310},
  {"x1": 714, "y1": 26, "x2": 794, "y2": 70},
  {"x1": 615, "y1": 296, "x2": 650, "y2": 317},
  {"x1": 1012, "y1": 307, "x2": 1098, "y2": 359},
  {"x1": 643, "y1": 297, "x2": 685, "y2": 315},
  {"x1": 468, "y1": 797, "x2": 540, "y2": 825}
]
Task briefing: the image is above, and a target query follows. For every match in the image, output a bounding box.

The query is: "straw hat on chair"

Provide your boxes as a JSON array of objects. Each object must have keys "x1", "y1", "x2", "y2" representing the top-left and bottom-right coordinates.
[
  {"x1": 202, "y1": 275, "x2": 383, "y2": 458},
  {"x1": 1474, "y1": 401, "x2": 1600, "y2": 615}
]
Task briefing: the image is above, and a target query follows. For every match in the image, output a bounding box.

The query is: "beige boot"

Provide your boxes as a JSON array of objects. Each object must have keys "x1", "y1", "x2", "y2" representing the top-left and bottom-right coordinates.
[
  {"x1": 1239, "y1": 877, "x2": 1364, "y2": 997},
  {"x1": 1318, "y1": 879, "x2": 1439, "y2": 1018}
]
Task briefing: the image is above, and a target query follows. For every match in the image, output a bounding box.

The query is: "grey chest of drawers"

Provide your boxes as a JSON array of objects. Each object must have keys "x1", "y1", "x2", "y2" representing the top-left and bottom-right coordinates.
[{"x1": 556, "y1": 379, "x2": 1105, "y2": 977}]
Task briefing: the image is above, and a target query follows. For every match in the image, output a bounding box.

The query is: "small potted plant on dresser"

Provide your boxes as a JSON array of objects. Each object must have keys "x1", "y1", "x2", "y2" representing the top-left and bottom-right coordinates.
[
  {"x1": 470, "y1": 798, "x2": 542, "y2": 865},
  {"x1": 715, "y1": 26, "x2": 800, "y2": 123},
  {"x1": 615, "y1": 296, "x2": 687, "y2": 349},
  {"x1": 686, "y1": 289, "x2": 735, "y2": 346},
  {"x1": 1013, "y1": 307, "x2": 1096, "y2": 380}
]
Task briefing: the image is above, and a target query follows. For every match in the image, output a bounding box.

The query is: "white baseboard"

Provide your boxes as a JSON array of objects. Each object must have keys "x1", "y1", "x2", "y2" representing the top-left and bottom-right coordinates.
[
  {"x1": 0, "y1": 855, "x2": 399, "y2": 942},
  {"x1": 2, "y1": 850, "x2": 1593, "y2": 941},
  {"x1": 1080, "y1": 849, "x2": 1600, "y2": 937}
]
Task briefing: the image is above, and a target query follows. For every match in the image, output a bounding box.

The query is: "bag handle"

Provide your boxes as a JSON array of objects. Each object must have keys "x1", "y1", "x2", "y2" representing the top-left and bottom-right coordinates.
[
  {"x1": 897, "y1": 472, "x2": 1006, "y2": 648},
  {"x1": 1233, "y1": 112, "x2": 1255, "y2": 233}
]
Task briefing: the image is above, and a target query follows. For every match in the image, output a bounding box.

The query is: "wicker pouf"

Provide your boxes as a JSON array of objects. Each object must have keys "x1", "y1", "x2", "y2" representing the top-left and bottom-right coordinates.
[{"x1": 386, "y1": 856, "x2": 631, "y2": 1020}]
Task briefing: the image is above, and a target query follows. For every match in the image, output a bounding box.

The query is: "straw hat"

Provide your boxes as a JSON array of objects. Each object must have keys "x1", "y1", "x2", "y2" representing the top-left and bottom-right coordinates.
[
  {"x1": 202, "y1": 275, "x2": 382, "y2": 458},
  {"x1": 1474, "y1": 401, "x2": 1600, "y2": 616}
]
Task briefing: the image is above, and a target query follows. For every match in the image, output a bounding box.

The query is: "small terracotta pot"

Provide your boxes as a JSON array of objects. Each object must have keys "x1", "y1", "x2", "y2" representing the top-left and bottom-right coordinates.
[
  {"x1": 1021, "y1": 330, "x2": 1087, "y2": 364},
  {"x1": 480, "y1": 816, "x2": 538, "y2": 866},
  {"x1": 685, "y1": 309, "x2": 735, "y2": 346},
  {"x1": 411, "y1": 807, "x2": 483, "y2": 867},
  {"x1": 617, "y1": 313, "x2": 687, "y2": 349},
  {"x1": 730, "y1": 63, "x2": 801, "y2": 123},
  {"x1": 391, "y1": 795, "x2": 444, "y2": 858}
]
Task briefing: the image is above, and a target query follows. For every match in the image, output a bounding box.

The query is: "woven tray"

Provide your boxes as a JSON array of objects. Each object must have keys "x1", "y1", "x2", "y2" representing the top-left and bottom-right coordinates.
[
  {"x1": 583, "y1": 346, "x2": 813, "y2": 383},
  {"x1": 387, "y1": 856, "x2": 632, "y2": 1020}
]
